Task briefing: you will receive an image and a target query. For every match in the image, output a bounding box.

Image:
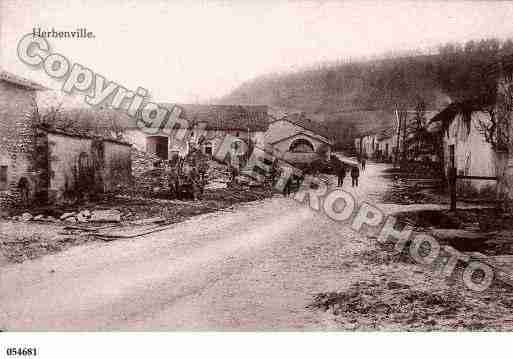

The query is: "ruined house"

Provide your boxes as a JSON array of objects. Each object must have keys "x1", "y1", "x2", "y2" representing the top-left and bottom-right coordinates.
[
  {"x1": 122, "y1": 103, "x2": 335, "y2": 170},
  {"x1": 0, "y1": 71, "x2": 132, "y2": 207},
  {"x1": 124, "y1": 104, "x2": 269, "y2": 160}
]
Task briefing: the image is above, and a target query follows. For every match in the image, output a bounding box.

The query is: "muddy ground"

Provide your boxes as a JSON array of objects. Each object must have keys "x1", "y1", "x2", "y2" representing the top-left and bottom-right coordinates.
[{"x1": 307, "y1": 160, "x2": 513, "y2": 330}]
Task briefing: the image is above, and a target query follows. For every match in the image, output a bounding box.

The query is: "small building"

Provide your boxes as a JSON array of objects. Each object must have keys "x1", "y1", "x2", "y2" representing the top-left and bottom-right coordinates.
[
  {"x1": 38, "y1": 128, "x2": 132, "y2": 204},
  {"x1": 376, "y1": 128, "x2": 397, "y2": 162},
  {"x1": 264, "y1": 113, "x2": 333, "y2": 165},
  {"x1": 430, "y1": 101, "x2": 497, "y2": 194},
  {"x1": 0, "y1": 71, "x2": 132, "y2": 207}
]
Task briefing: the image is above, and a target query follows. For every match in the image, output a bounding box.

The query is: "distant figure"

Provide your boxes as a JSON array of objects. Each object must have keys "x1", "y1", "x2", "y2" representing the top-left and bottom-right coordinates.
[
  {"x1": 351, "y1": 166, "x2": 360, "y2": 187},
  {"x1": 337, "y1": 164, "x2": 346, "y2": 187},
  {"x1": 361, "y1": 158, "x2": 366, "y2": 171}
]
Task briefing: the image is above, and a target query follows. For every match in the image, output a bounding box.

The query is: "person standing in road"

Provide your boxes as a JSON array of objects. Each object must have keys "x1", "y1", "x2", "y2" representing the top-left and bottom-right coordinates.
[
  {"x1": 337, "y1": 163, "x2": 346, "y2": 187},
  {"x1": 351, "y1": 165, "x2": 360, "y2": 187},
  {"x1": 361, "y1": 158, "x2": 366, "y2": 171}
]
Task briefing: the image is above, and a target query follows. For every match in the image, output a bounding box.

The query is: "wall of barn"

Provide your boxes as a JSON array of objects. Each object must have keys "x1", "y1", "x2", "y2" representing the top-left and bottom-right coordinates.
[
  {"x1": 47, "y1": 133, "x2": 92, "y2": 202},
  {"x1": 0, "y1": 81, "x2": 38, "y2": 208},
  {"x1": 442, "y1": 112, "x2": 497, "y2": 195}
]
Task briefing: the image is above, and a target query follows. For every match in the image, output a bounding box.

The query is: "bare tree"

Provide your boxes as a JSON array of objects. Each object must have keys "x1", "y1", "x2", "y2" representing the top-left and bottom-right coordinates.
[{"x1": 493, "y1": 71, "x2": 513, "y2": 211}]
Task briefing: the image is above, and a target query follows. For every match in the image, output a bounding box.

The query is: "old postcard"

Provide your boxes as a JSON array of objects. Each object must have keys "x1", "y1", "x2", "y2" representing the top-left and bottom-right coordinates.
[{"x1": 2, "y1": 0, "x2": 513, "y2": 349}]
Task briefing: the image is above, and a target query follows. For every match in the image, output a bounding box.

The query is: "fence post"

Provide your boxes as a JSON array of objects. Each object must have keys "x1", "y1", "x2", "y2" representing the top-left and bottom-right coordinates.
[{"x1": 449, "y1": 145, "x2": 457, "y2": 211}]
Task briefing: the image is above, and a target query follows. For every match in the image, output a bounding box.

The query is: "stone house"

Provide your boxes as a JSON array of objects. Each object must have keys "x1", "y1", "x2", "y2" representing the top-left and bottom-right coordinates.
[
  {"x1": 0, "y1": 72, "x2": 132, "y2": 207},
  {"x1": 264, "y1": 113, "x2": 333, "y2": 165},
  {"x1": 124, "y1": 104, "x2": 269, "y2": 160},
  {"x1": 0, "y1": 71, "x2": 46, "y2": 207}
]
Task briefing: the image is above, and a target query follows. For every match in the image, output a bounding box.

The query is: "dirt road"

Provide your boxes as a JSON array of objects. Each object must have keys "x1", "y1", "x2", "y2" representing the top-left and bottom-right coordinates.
[{"x1": 2, "y1": 160, "x2": 513, "y2": 330}]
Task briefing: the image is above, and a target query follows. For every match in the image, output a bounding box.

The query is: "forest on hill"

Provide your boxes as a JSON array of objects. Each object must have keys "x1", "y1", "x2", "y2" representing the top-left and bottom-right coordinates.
[{"x1": 219, "y1": 38, "x2": 513, "y2": 147}]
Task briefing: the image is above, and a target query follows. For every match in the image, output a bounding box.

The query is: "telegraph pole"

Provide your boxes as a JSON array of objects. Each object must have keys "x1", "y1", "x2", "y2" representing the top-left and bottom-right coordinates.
[{"x1": 394, "y1": 107, "x2": 401, "y2": 168}]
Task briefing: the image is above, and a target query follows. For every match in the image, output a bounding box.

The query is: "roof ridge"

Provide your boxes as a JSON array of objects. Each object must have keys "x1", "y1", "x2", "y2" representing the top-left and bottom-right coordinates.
[{"x1": 0, "y1": 70, "x2": 47, "y2": 90}]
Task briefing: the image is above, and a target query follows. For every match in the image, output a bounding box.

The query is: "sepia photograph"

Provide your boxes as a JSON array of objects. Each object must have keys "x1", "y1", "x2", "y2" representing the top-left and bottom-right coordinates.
[{"x1": 1, "y1": 0, "x2": 513, "y2": 356}]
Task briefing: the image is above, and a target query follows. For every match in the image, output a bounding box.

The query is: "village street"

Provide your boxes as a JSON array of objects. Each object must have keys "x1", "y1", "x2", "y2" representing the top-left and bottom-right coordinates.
[{"x1": 2, "y1": 159, "x2": 513, "y2": 331}]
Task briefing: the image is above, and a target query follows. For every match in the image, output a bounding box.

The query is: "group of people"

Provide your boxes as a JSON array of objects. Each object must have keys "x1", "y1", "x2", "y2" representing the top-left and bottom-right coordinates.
[
  {"x1": 337, "y1": 158, "x2": 366, "y2": 188},
  {"x1": 269, "y1": 156, "x2": 367, "y2": 197}
]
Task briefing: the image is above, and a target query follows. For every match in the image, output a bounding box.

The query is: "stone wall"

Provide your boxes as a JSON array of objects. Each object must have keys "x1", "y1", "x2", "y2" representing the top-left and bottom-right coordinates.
[
  {"x1": 132, "y1": 147, "x2": 161, "y2": 178},
  {"x1": 0, "y1": 81, "x2": 38, "y2": 207},
  {"x1": 103, "y1": 140, "x2": 132, "y2": 192}
]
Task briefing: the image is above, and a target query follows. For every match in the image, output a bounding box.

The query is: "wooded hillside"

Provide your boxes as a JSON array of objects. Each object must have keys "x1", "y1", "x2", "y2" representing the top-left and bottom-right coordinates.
[{"x1": 219, "y1": 38, "x2": 513, "y2": 147}]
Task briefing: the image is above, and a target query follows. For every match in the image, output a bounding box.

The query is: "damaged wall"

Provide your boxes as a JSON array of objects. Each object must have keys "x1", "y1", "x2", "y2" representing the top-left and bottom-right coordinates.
[{"x1": 103, "y1": 140, "x2": 132, "y2": 192}]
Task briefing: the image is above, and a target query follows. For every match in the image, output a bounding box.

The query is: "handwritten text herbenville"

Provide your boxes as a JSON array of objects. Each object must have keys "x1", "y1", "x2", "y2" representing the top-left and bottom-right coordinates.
[{"x1": 32, "y1": 27, "x2": 95, "y2": 39}]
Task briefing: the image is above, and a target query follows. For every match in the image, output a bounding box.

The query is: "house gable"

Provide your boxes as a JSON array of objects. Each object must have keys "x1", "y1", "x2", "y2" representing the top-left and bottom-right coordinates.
[
  {"x1": 265, "y1": 119, "x2": 332, "y2": 147},
  {"x1": 269, "y1": 131, "x2": 331, "y2": 147}
]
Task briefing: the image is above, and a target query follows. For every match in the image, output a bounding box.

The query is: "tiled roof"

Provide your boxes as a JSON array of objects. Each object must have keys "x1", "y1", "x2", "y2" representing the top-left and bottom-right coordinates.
[
  {"x1": 159, "y1": 103, "x2": 269, "y2": 131},
  {"x1": 0, "y1": 70, "x2": 47, "y2": 90},
  {"x1": 37, "y1": 107, "x2": 130, "y2": 144},
  {"x1": 277, "y1": 113, "x2": 332, "y2": 140},
  {"x1": 377, "y1": 127, "x2": 396, "y2": 140}
]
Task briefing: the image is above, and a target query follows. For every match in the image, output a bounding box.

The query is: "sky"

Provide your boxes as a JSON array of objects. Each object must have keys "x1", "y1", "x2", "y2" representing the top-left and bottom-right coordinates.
[{"x1": 2, "y1": 0, "x2": 513, "y2": 104}]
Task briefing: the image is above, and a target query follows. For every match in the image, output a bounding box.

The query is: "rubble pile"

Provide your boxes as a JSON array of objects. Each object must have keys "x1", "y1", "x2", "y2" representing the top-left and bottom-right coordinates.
[
  {"x1": 205, "y1": 160, "x2": 231, "y2": 188},
  {"x1": 131, "y1": 148, "x2": 171, "y2": 195},
  {"x1": 10, "y1": 209, "x2": 122, "y2": 224},
  {"x1": 131, "y1": 148, "x2": 162, "y2": 178},
  {"x1": 134, "y1": 168, "x2": 173, "y2": 196}
]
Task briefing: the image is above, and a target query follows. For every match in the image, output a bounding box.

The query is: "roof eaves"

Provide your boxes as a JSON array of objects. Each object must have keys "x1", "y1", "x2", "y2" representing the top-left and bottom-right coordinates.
[{"x1": 0, "y1": 71, "x2": 47, "y2": 91}]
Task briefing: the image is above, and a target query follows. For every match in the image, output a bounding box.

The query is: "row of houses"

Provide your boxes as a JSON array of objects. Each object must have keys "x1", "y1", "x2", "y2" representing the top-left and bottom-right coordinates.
[
  {"x1": 124, "y1": 105, "x2": 332, "y2": 165},
  {"x1": 354, "y1": 110, "x2": 439, "y2": 163},
  {"x1": 354, "y1": 128, "x2": 396, "y2": 162},
  {"x1": 353, "y1": 60, "x2": 513, "y2": 199},
  {"x1": 0, "y1": 70, "x2": 333, "y2": 208},
  {"x1": 353, "y1": 106, "x2": 498, "y2": 194}
]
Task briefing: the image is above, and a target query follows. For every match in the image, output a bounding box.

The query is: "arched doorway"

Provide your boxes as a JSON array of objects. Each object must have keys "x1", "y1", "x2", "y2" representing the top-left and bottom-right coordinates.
[{"x1": 289, "y1": 138, "x2": 314, "y2": 153}]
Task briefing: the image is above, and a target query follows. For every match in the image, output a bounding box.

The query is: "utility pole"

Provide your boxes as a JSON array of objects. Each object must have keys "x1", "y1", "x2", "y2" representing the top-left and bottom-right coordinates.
[
  {"x1": 401, "y1": 109, "x2": 408, "y2": 163},
  {"x1": 394, "y1": 107, "x2": 401, "y2": 168}
]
